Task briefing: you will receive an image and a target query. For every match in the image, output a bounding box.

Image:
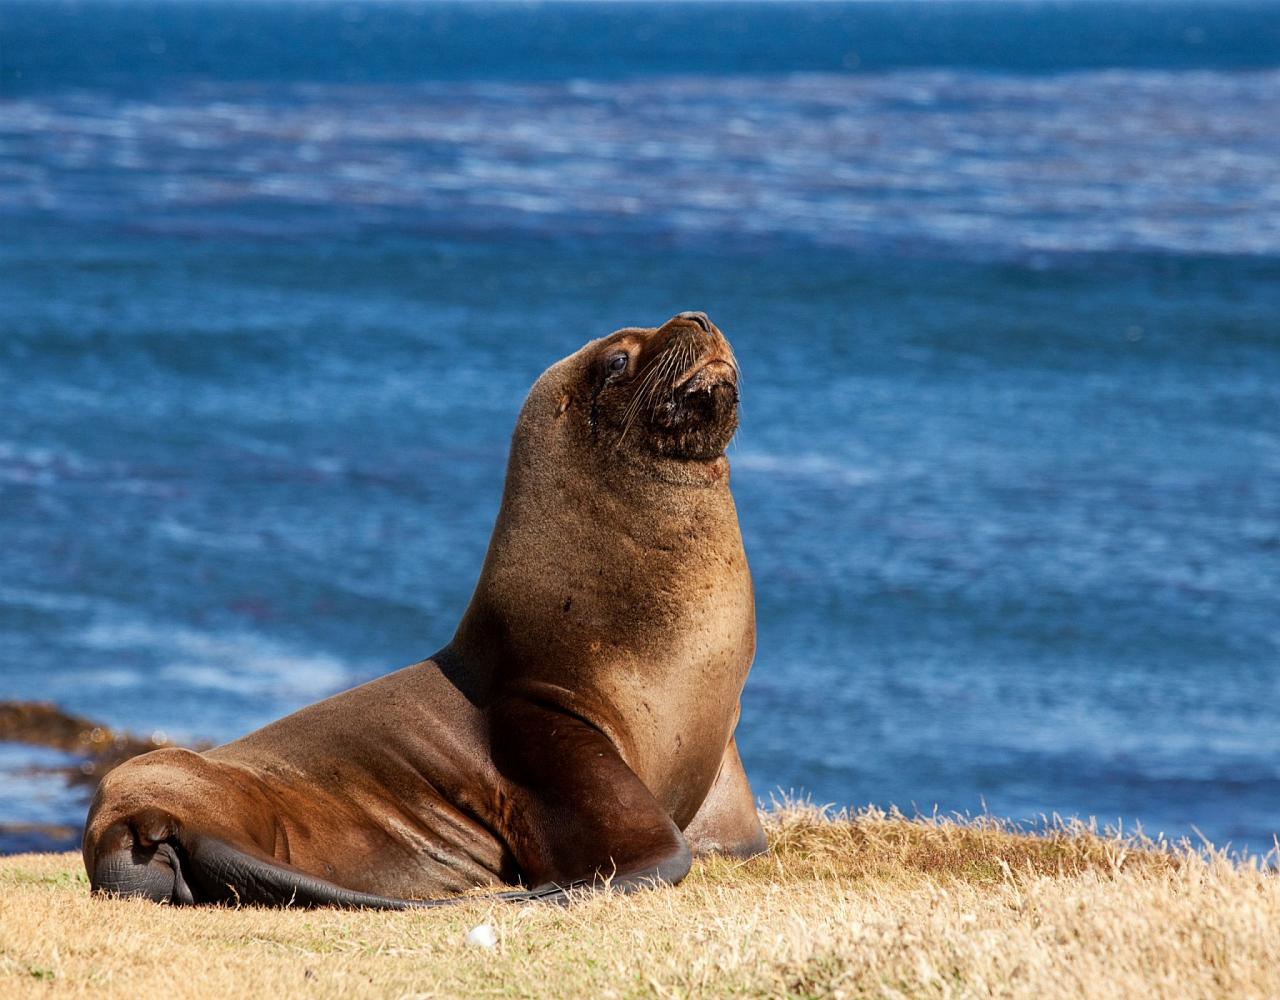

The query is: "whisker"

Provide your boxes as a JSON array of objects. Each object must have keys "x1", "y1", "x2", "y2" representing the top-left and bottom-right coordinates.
[
  {"x1": 617, "y1": 349, "x2": 675, "y2": 448},
  {"x1": 616, "y1": 333, "x2": 716, "y2": 449}
]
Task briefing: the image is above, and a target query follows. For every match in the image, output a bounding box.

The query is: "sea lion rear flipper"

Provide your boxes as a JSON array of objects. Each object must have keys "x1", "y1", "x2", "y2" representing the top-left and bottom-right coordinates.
[
  {"x1": 491, "y1": 696, "x2": 693, "y2": 894},
  {"x1": 83, "y1": 759, "x2": 465, "y2": 910},
  {"x1": 89, "y1": 818, "x2": 459, "y2": 910},
  {"x1": 183, "y1": 836, "x2": 460, "y2": 909}
]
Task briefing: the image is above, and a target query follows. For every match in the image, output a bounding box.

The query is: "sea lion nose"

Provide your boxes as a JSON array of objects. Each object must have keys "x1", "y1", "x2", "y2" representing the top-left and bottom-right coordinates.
[{"x1": 676, "y1": 311, "x2": 713, "y2": 333}]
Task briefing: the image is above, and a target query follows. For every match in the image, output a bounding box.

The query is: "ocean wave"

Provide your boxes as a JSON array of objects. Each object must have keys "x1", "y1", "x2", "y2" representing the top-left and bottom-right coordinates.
[{"x1": 2, "y1": 69, "x2": 1279, "y2": 257}]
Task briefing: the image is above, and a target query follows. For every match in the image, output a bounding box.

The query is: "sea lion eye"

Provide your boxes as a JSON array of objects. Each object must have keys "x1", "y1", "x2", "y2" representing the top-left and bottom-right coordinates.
[{"x1": 607, "y1": 353, "x2": 628, "y2": 374}]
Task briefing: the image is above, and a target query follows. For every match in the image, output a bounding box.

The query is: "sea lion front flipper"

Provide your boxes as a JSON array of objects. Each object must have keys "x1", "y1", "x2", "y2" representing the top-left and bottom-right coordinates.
[
  {"x1": 491, "y1": 697, "x2": 693, "y2": 894},
  {"x1": 682, "y1": 737, "x2": 767, "y2": 861}
]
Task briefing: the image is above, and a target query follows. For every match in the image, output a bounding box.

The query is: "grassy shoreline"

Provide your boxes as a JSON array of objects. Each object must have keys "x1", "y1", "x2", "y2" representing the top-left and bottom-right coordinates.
[{"x1": 2, "y1": 806, "x2": 1276, "y2": 998}]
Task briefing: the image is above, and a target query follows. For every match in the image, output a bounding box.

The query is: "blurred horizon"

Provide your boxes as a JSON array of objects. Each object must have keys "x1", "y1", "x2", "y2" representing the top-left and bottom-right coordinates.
[{"x1": 2, "y1": 0, "x2": 1278, "y2": 855}]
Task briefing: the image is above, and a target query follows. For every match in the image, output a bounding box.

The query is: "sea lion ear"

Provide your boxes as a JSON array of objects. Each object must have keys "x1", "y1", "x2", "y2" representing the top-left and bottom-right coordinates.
[{"x1": 556, "y1": 393, "x2": 571, "y2": 417}]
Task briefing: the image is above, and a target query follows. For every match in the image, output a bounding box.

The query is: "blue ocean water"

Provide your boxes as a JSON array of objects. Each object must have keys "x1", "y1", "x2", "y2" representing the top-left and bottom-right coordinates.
[{"x1": 1, "y1": 1, "x2": 1278, "y2": 855}]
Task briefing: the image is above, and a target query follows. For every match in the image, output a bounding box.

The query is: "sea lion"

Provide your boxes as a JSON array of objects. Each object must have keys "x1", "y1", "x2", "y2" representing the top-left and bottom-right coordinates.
[{"x1": 82, "y1": 311, "x2": 766, "y2": 908}]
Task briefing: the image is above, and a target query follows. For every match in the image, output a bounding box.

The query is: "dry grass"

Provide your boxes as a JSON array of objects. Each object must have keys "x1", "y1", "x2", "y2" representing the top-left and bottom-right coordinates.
[{"x1": 1, "y1": 805, "x2": 1277, "y2": 999}]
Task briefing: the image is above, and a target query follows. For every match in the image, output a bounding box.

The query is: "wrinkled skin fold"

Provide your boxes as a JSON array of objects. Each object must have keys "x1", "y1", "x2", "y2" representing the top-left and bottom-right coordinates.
[{"x1": 84, "y1": 312, "x2": 767, "y2": 908}]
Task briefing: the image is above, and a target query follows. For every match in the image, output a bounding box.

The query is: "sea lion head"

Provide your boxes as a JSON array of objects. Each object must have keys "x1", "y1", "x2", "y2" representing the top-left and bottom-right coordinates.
[{"x1": 539, "y1": 311, "x2": 740, "y2": 477}]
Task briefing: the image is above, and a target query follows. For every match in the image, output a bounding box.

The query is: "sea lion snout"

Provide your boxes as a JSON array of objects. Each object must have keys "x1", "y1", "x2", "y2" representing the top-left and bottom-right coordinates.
[
  {"x1": 675, "y1": 310, "x2": 714, "y2": 333},
  {"x1": 678, "y1": 359, "x2": 738, "y2": 395},
  {"x1": 651, "y1": 312, "x2": 735, "y2": 380},
  {"x1": 661, "y1": 311, "x2": 719, "y2": 341}
]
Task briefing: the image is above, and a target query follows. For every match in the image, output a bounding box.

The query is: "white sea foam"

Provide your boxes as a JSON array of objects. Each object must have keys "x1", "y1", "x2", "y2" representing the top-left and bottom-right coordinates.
[
  {"x1": 78, "y1": 620, "x2": 353, "y2": 701},
  {"x1": 0, "y1": 586, "x2": 101, "y2": 615},
  {"x1": 0, "y1": 441, "x2": 180, "y2": 496},
  {"x1": 734, "y1": 451, "x2": 885, "y2": 486}
]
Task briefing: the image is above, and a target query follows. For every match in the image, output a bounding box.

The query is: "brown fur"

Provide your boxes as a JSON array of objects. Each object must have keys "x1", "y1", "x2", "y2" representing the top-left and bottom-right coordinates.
[{"x1": 82, "y1": 312, "x2": 765, "y2": 906}]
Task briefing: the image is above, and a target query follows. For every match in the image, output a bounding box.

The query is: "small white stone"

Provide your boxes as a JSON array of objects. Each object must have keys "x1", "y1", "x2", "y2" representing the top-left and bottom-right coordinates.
[{"x1": 465, "y1": 923, "x2": 497, "y2": 950}]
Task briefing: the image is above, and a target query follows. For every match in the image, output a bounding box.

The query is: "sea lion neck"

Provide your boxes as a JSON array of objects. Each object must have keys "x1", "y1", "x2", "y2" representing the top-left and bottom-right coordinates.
[{"x1": 447, "y1": 372, "x2": 748, "y2": 674}]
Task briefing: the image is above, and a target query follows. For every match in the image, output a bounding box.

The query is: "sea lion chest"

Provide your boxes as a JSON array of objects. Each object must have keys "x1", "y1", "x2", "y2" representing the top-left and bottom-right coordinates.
[{"x1": 484, "y1": 486, "x2": 755, "y2": 826}]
